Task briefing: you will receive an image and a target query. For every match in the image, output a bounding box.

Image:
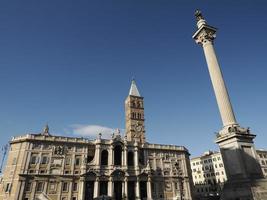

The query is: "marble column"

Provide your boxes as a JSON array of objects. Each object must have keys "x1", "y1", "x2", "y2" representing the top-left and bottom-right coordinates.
[
  {"x1": 108, "y1": 177, "x2": 113, "y2": 197},
  {"x1": 95, "y1": 145, "x2": 101, "y2": 166},
  {"x1": 124, "y1": 177, "x2": 128, "y2": 199},
  {"x1": 93, "y1": 177, "x2": 99, "y2": 198},
  {"x1": 147, "y1": 176, "x2": 152, "y2": 200},
  {"x1": 109, "y1": 146, "x2": 114, "y2": 166},
  {"x1": 193, "y1": 11, "x2": 237, "y2": 128},
  {"x1": 135, "y1": 178, "x2": 140, "y2": 200},
  {"x1": 134, "y1": 143, "x2": 139, "y2": 170},
  {"x1": 124, "y1": 146, "x2": 128, "y2": 167},
  {"x1": 78, "y1": 178, "x2": 85, "y2": 200}
]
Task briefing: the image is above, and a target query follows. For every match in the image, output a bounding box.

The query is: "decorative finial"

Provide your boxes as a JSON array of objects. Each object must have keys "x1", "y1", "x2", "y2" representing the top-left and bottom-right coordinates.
[
  {"x1": 115, "y1": 128, "x2": 120, "y2": 135},
  {"x1": 98, "y1": 132, "x2": 102, "y2": 139},
  {"x1": 195, "y1": 9, "x2": 204, "y2": 21},
  {"x1": 42, "y1": 123, "x2": 50, "y2": 136}
]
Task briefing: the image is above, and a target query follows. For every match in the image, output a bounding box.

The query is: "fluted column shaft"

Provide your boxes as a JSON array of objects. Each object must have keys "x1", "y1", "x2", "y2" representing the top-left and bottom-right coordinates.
[{"x1": 202, "y1": 40, "x2": 237, "y2": 127}]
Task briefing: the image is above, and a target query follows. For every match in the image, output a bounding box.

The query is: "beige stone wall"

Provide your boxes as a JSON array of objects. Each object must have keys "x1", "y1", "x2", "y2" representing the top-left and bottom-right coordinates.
[{"x1": 0, "y1": 141, "x2": 29, "y2": 200}]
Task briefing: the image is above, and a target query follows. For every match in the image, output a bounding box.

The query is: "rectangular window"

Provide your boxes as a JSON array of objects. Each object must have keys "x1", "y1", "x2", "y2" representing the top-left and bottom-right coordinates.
[
  {"x1": 73, "y1": 182, "x2": 78, "y2": 191},
  {"x1": 62, "y1": 182, "x2": 68, "y2": 192},
  {"x1": 76, "y1": 147, "x2": 83, "y2": 152},
  {"x1": 41, "y1": 156, "x2": 49, "y2": 164},
  {"x1": 25, "y1": 182, "x2": 32, "y2": 192},
  {"x1": 75, "y1": 157, "x2": 80, "y2": 166},
  {"x1": 30, "y1": 155, "x2": 38, "y2": 164},
  {"x1": 32, "y1": 143, "x2": 41, "y2": 149},
  {"x1": 43, "y1": 144, "x2": 51, "y2": 149},
  {"x1": 5, "y1": 183, "x2": 11, "y2": 192},
  {"x1": 65, "y1": 157, "x2": 71, "y2": 165},
  {"x1": 49, "y1": 182, "x2": 57, "y2": 191},
  {"x1": 36, "y1": 182, "x2": 44, "y2": 192}
]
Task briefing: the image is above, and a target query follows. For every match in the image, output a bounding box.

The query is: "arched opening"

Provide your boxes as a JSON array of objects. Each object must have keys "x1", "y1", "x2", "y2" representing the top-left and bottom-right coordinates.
[
  {"x1": 127, "y1": 151, "x2": 134, "y2": 166},
  {"x1": 114, "y1": 145, "x2": 122, "y2": 166},
  {"x1": 101, "y1": 150, "x2": 108, "y2": 166}
]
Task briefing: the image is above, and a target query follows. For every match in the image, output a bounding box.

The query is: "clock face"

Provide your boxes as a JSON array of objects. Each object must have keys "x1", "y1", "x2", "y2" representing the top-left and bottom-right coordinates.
[{"x1": 136, "y1": 125, "x2": 142, "y2": 132}]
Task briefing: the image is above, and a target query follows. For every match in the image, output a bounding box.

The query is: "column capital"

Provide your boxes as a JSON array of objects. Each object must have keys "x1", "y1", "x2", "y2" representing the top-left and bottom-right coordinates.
[{"x1": 193, "y1": 25, "x2": 217, "y2": 46}]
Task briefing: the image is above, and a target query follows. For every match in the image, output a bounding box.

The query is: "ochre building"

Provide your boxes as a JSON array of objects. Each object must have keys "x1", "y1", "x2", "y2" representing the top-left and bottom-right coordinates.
[{"x1": 0, "y1": 80, "x2": 194, "y2": 200}]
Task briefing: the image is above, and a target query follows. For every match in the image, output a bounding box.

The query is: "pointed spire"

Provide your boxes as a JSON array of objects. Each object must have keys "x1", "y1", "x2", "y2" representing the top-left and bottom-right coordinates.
[{"x1": 129, "y1": 79, "x2": 141, "y2": 97}]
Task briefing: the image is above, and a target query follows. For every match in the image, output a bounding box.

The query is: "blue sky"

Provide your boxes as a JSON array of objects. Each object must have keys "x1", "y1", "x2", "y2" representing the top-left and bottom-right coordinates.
[{"x1": 0, "y1": 1, "x2": 267, "y2": 158}]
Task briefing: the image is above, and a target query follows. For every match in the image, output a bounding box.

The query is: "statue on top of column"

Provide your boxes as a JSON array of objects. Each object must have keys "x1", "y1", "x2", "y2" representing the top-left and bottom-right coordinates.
[{"x1": 195, "y1": 9, "x2": 204, "y2": 21}]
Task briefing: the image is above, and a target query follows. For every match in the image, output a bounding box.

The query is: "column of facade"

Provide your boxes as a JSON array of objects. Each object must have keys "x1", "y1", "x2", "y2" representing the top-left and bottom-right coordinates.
[
  {"x1": 109, "y1": 146, "x2": 114, "y2": 166},
  {"x1": 78, "y1": 177, "x2": 85, "y2": 200},
  {"x1": 93, "y1": 177, "x2": 100, "y2": 198},
  {"x1": 108, "y1": 177, "x2": 113, "y2": 197},
  {"x1": 57, "y1": 181, "x2": 63, "y2": 200},
  {"x1": 147, "y1": 176, "x2": 152, "y2": 200},
  {"x1": 134, "y1": 143, "x2": 139, "y2": 169},
  {"x1": 30, "y1": 181, "x2": 37, "y2": 200},
  {"x1": 124, "y1": 177, "x2": 128, "y2": 199},
  {"x1": 135, "y1": 177, "x2": 140, "y2": 200},
  {"x1": 122, "y1": 181, "x2": 125, "y2": 198},
  {"x1": 68, "y1": 181, "x2": 73, "y2": 199},
  {"x1": 16, "y1": 178, "x2": 26, "y2": 200},
  {"x1": 124, "y1": 146, "x2": 128, "y2": 167},
  {"x1": 95, "y1": 144, "x2": 101, "y2": 166}
]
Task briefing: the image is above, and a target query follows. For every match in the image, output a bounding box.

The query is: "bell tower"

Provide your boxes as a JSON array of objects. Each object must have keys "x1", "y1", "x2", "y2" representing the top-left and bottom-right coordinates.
[{"x1": 125, "y1": 79, "x2": 145, "y2": 143}]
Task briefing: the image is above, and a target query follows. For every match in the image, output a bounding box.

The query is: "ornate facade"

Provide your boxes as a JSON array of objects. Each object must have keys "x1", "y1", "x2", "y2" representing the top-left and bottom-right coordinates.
[{"x1": 0, "y1": 80, "x2": 194, "y2": 200}]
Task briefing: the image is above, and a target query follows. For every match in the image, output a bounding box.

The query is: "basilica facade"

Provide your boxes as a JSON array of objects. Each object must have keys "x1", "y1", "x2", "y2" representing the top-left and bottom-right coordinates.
[{"x1": 0, "y1": 80, "x2": 194, "y2": 200}]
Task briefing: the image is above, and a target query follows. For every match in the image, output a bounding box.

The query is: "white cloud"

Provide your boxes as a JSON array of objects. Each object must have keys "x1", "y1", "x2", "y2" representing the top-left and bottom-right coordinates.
[{"x1": 71, "y1": 124, "x2": 115, "y2": 139}]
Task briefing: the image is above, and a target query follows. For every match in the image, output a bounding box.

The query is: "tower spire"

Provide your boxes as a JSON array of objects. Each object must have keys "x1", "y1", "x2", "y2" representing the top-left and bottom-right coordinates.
[
  {"x1": 129, "y1": 79, "x2": 141, "y2": 97},
  {"x1": 125, "y1": 79, "x2": 145, "y2": 143}
]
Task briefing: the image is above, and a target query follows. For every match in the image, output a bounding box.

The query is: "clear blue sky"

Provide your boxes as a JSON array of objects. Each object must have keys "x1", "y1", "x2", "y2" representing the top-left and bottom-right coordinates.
[{"x1": 0, "y1": 1, "x2": 267, "y2": 157}]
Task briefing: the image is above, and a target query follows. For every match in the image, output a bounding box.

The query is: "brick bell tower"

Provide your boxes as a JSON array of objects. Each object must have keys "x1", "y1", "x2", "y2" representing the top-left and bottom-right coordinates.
[{"x1": 125, "y1": 79, "x2": 146, "y2": 143}]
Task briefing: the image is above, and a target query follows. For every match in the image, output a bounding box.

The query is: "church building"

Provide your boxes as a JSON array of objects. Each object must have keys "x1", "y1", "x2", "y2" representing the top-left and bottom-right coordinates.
[{"x1": 0, "y1": 80, "x2": 194, "y2": 200}]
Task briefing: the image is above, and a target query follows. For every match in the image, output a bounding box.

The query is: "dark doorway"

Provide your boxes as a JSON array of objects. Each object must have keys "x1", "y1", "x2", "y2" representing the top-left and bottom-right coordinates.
[
  {"x1": 127, "y1": 151, "x2": 134, "y2": 166},
  {"x1": 114, "y1": 181, "x2": 122, "y2": 200},
  {"x1": 128, "y1": 181, "x2": 135, "y2": 200},
  {"x1": 101, "y1": 150, "x2": 108, "y2": 166},
  {"x1": 100, "y1": 181, "x2": 108, "y2": 196},
  {"x1": 85, "y1": 181, "x2": 94, "y2": 200},
  {"x1": 140, "y1": 181, "x2": 147, "y2": 200},
  {"x1": 114, "y1": 145, "x2": 122, "y2": 166}
]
